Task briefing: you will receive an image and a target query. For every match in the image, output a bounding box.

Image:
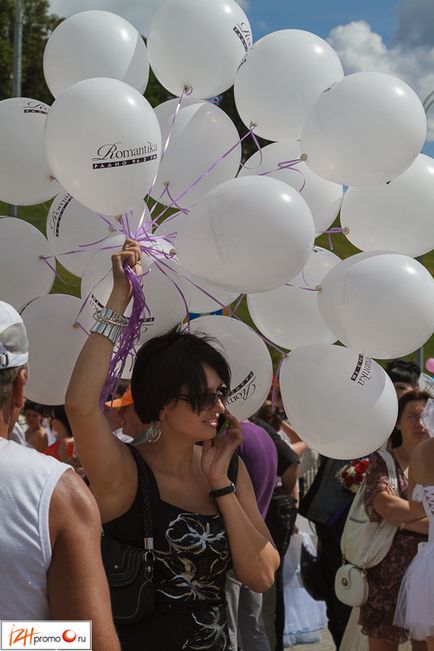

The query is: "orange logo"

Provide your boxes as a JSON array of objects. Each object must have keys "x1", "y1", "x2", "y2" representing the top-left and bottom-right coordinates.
[
  {"x1": 62, "y1": 630, "x2": 77, "y2": 643},
  {"x1": 8, "y1": 625, "x2": 40, "y2": 647}
]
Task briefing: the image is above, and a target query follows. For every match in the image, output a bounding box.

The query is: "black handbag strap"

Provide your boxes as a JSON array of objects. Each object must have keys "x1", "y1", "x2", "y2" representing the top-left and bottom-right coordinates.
[{"x1": 127, "y1": 444, "x2": 154, "y2": 550}]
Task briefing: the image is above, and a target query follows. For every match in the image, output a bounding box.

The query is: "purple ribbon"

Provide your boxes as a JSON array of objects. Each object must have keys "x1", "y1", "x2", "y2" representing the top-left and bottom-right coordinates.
[{"x1": 100, "y1": 265, "x2": 146, "y2": 408}]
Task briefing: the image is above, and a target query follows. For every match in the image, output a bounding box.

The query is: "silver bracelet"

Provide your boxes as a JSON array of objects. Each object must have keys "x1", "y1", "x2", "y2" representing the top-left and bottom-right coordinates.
[
  {"x1": 93, "y1": 306, "x2": 128, "y2": 327},
  {"x1": 90, "y1": 319, "x2": 124, "y2": 344}
]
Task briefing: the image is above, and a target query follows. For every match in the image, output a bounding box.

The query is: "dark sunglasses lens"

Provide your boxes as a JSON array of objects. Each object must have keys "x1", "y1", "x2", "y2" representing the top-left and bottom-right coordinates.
[{"x1": 201, "y1": 389, "x2": 229, "y2": 410}]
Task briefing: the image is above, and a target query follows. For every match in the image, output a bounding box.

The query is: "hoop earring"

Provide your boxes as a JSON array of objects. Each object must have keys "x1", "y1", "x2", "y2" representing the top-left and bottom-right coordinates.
[{"x1": 142, "y1": 421, "x2": 161, "y2": 443}]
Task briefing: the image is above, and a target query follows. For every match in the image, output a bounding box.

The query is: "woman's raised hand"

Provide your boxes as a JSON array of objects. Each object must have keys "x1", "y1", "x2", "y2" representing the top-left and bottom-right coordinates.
[
  {"x1": 110, "y1": 239, "x2": 142, "y2": 308},
  {"x1": 201, "y1": 412, "x2": 243, "y2": 491}
]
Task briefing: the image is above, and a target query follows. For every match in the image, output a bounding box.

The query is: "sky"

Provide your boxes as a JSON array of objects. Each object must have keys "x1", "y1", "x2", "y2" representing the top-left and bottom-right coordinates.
[{"x1": 48, "y1": 0, "x2": 434, "y2": 154}]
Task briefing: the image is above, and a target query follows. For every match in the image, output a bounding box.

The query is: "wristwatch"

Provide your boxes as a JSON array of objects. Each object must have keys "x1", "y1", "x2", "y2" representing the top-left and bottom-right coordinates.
[{"x1": 209, "y1": 482, "x2": 236, "y2": 498}]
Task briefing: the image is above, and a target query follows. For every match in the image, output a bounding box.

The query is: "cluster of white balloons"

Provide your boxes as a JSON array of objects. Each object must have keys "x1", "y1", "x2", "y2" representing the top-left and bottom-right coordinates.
[{"x1": 0, "y1": 0, "x2": 433, "y2": 459}]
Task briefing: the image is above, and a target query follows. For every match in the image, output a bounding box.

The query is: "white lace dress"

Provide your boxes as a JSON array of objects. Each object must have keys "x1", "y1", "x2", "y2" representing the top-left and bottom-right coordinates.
[{"x1": 394, "y1": 484, "x2": 434, "y2": 641}]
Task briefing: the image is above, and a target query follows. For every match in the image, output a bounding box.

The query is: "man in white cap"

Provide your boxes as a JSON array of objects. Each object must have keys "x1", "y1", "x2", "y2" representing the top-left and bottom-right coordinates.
[{"x1": 0, "y1": 301, "x2": 120, "y2": 651}]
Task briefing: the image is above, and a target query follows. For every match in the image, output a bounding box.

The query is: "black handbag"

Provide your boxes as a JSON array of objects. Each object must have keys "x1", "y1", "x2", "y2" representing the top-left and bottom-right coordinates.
[
  {"x1": 299, "y1": 542, "x2": 328, "y2": 602},
  {"x1": 101, "y1": 445, "x2": 155, "y2": 623}
]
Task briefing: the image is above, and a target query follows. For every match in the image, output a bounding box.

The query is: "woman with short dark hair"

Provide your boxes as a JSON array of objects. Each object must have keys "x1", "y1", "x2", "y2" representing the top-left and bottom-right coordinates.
[
  {"x1": 360, "y1": 390, "x2": 430, "y2": 651},
  {"x1": 65, "y1": 240, "x2": 279, "y2": 651}
]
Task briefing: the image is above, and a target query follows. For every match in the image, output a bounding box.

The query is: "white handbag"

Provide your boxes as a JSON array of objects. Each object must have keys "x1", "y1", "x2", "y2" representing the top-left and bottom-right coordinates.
[
  {"x1": 335, "y1": 450, "x2": 399, "y2": 608},
  {"x1": 335, "y1": 564, "x2": 369, "y2": 607}
]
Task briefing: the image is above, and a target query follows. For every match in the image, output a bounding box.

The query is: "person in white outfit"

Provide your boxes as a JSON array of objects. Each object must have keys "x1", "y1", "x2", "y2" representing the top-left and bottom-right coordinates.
[
  {"x1": 395, "y1": 434, "x2": 434, "y2": 648},
  {"x1": 0, "y1": 300, "x2": 120, "y2": 651}
]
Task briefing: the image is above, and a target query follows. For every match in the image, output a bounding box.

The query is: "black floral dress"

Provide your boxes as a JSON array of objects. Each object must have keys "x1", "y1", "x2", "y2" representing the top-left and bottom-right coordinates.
[
  {"x1": 103, "y1": 452, "x2": 233, "y2": 651},
  {"x1": 359, "y1": 452, "x2": 427, "y2": 643}
]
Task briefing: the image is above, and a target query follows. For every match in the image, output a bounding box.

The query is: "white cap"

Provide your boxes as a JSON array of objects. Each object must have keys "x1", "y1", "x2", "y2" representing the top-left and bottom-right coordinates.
[{"x1": 0, "y1": 301, "x2": 29, "y2": 369}]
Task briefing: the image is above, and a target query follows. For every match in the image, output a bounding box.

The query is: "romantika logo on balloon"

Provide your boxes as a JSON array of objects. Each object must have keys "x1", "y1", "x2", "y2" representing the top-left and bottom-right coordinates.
[
  {"x1": 48, "y1": 193, "x2": 73, "y2": 237},
  {"x1": 227, "y1": 371, "x2": 257, "y2": 405},
  {"x1": 233, "y1": 22, "x2": 252, "y2": 52},
  {"x1": 22, "y1": 101, "x2": 49, "y2": 115},
  {"x1": 350, "y1": 355, "x2": 373, "y2": 386},
  {"x1": 92, "y1": 142, "x2": 159, "y2": 170}
]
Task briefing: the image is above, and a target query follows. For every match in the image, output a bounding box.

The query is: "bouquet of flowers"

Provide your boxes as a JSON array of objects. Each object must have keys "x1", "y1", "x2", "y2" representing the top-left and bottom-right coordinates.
[{"x1": 336, "y1": 459, "x2": 369, "y2": 494}]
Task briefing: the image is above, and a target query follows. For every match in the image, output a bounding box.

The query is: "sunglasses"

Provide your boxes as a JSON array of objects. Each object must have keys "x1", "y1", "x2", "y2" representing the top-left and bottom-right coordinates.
[{"x1": 177, "y1": 386, "x2": 230, "y2": 410}]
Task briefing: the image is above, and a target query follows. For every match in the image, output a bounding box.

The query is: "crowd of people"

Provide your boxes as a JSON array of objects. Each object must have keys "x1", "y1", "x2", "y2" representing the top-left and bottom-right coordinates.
[{"x1": 1, "y1": 239, "x2": 433, "y2": 651}]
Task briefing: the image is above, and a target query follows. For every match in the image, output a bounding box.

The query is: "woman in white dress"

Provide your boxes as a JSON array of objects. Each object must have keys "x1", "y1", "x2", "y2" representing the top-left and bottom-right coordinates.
[{"x1": 394, "y1": 435, "x2": 434, "y2": 649}]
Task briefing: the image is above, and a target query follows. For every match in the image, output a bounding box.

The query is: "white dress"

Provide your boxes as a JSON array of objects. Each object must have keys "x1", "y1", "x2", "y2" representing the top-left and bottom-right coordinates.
[
  {"x1": 283, "y1": 532, "x2": 328, "y2": 647},
  {"x1": 394, "y1": 484, "x2": 434, "y2": 641}
]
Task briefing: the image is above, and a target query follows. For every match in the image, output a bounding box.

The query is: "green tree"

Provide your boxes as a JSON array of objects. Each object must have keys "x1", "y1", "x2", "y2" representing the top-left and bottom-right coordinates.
[{"x1": 0, "y1": 0, "x2": 59, "y2": 103}]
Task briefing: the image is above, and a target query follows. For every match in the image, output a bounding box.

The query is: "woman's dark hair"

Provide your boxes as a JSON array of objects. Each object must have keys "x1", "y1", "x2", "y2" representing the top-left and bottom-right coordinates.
[
  {"x1": 24, "y1": 400, "x2": 45, "y2": 416},
  {"x1": 255, "y1": 400, "x2": 285, "y2": 432},
  {"x1": 390, "y1": 389, "x2": 430, "y2": 448},
  {"x1": 50, "y1": 405, "x2": 73, "y2": 437},
  {"x1": 131, "y1": 328, "x2": 231, "y2": 423},
  {"x1": 386, "y1": 359, "x2": 420, "y2": 388}
]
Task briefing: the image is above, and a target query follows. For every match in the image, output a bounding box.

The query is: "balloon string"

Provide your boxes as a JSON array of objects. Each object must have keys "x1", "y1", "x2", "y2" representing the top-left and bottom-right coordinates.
[
  {"x1": 148, "y1": 186, "x2": 170, "y2": 219},
  {"x1": 78, "y1": 233, "x2": 113, "y2": 248},
  {"x1": 231, "y1": 294, "x2": 245, "y2": 315},
  {"x1": 100, "y1": 265, "x2": 146, "y2": 408},
  {"x1": 318, "y1": 226, "x2": 348, "y2": 252},
  {"x1": 284, "y1": 282, "x2": 320, "y2": 292},
  {"x1": 147, "y1": 85, "x2": 192, "y2": 201},
  {"x1": 152, "y1": 125, "x2": 258, "y2": 223},
  {"x1": 39, "y1": 255, "x2": 72, "y2": 286},
  {"x1": 145, "y1": 256, "x2": 189, "y2": 320},
  {"x1": 72, "y1": 321, "x2": 89, "y2": 336},
  {"x1": 155, "y1": 257, "x2": 287, "y2": 356},
  {"x1": 155, "y1": 257, "x2": 236, "y2": 313},
  {"x1": 96, "y1": 212, "x2": 116, "y2": 229}
]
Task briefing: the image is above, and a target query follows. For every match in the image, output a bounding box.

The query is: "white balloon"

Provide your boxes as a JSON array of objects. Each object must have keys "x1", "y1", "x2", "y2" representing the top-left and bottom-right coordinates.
[
  {"x1": 44, "y1": 78, "x2": 161, "y2": 216},
  {"x1": 247, "y1": 247, "x2": 340, "y2": 349},
  {"x1": 148, "y1": 0, "x2": 252, "y2": 98},
  {"x1": 280, "y1": 344, "x2": 398, "y2": 459},
  {"x1": 301, "y1": 72, "x2": 426, "y2": 186},
  {"x1": 151, "y1": 99, "x2": 241, "y2": 208},
  {"x1": 176, "y1": 176, "x2": 315, "y2": 293},
  {"x1": 0, "y1": 98, "x2": 60, "y2": 205},
  {"x1": 190, "y1": 315, "x2": 273, "y2": 421},
  {"x1": 0, "y1": 218, "x2": 55, "y2": 310},
  {"x1": 46, "y1": 192, "x2": 147, "y2": 277},
  {"x1": 21, "y1": 294, "x2": 88, "y2": 405},
  {"x1": 340, "y1": 154, "x2": 434, "y2": 257},
  {"x1": 43, "y1": 11, "x2": 149, "y2": 98},
  {"x1": 239, "y1": 141, "x2": 343, "y2": 233},
  {"x1": 156, "y1": 213, "x2": 240, "y2": 313},
  {"x1": 79, "y1": 254, "x2": 187, "y2": 342},
  {"x1": 234, "y1": 30, "x2": 344, "y2": 141},
  {"x1": 318, "y1": 252, "x2": 434, "y2": 359}
]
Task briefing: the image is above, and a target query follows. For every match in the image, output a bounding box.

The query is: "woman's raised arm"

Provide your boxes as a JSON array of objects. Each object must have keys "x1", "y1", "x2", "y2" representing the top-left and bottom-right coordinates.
[{"x1": 65, "y1": 241, "x2": 142, "y2": 520}]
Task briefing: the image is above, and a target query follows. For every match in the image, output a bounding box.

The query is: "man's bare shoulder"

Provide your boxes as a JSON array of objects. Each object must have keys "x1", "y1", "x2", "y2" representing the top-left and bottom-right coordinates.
[{"x1": 49, "y1": 470, "x2": 101, "y2": 541}]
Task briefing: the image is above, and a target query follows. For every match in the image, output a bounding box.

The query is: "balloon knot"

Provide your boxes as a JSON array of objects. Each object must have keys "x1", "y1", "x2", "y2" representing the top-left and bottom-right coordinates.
[
  {"x1": 300, "y1": 153, "x2": 308, "y2": 162},
  {"x1": 343, "y1": 226, "x2": 350, "y2": 235}
]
